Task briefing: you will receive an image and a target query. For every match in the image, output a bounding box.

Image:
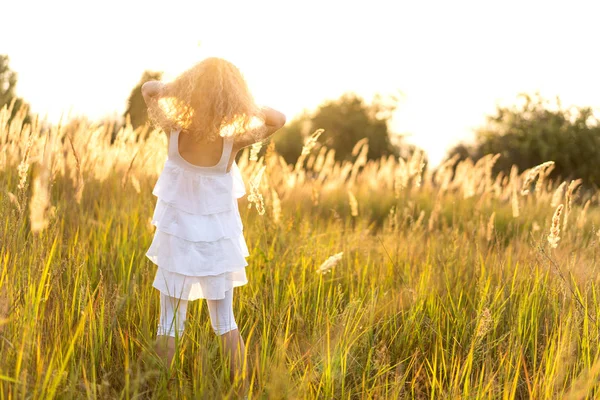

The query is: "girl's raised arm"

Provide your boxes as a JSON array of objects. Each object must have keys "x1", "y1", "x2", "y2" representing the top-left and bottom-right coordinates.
[
  {"x1": 233, "y1": 106, "x2": 286, "y2": 151},
  {"x1": 142, "y1": 81, "x2": 167, "y2": 102},
  {"x1": 142, "y1": 81, "x2": 173, "y2": 133}
]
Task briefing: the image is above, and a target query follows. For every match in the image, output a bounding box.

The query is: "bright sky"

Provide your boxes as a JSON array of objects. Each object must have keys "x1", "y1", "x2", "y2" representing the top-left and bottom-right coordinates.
[{"x1": 1, "y1": 0, "x2": 599, "y2": 167}]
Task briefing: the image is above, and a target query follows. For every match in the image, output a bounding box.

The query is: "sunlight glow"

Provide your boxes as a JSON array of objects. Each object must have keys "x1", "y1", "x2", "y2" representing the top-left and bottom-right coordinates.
[{"x1": 1, "y1": 0, "x2": 599, "y2": 167}]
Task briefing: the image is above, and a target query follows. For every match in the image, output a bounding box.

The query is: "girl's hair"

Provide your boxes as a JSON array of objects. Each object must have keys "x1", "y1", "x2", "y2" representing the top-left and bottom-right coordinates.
[{"x1": 147, "y1": 57, "x2": 263, "y2": 143}]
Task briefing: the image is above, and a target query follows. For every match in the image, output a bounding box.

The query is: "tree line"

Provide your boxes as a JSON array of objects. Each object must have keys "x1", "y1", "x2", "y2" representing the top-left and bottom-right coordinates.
[{"x1": 2, "y1": 54, "x2": 599, "y2": 189}]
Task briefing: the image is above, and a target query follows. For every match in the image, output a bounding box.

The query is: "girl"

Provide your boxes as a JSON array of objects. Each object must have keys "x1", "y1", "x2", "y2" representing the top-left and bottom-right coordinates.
[{"x1": 142, "y1": 57, "x2": 286, "y2": 396}]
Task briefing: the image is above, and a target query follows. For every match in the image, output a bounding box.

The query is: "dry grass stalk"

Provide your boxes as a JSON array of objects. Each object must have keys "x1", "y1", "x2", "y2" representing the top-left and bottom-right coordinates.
[
  {"x1": 563, "y1": 179, "x2": 582, "y2": 232},
  {"x1": 301, "y1": 129, "x2": 324, "y2": 156},
  {"x1": 247, "y1": 164, "x2": 266, "y2": 215},
  {"x1": 577, "y1": 199, "x2": 590, "y2": 229},
  {"x1": 311, "y1": 183, "x2": 320, "y2": 206},
  {"x1": 7, "y1": 191, "x2": 21, "y2": 213},
  {"x1": 486, "y1": 212, "x2": 496, "y2": 242},
  {"x1": 271, "y1": 188, "x2": 281, "y2": 224},
  {"x1": 521, "y1": 161, "x2": 554, "y2": 195},
  {"x1": 351, "y1": 138, "x2": 368, "y2": 157},
  {"x1": 484, "y1": 154, "x2": 501, "y2": 192},
  {"x1": 511, "y1": 182, "x2": 520, "y2": 218},
  {"x1": 67, "y1": 134, "x2": 85, "y2": 204},
  {"x1": 475, "y1": 308, "x2": 493, "y2": 338},
  {"x1": 535, "y1": 163, "x2": 555, "y2": 197},
  {"x1": 249, "y1": 141, "x2": 262, "y2": 161},
  {"x1": 121, "y1": 151, "x2": 139, "y2": 188},
  {"x1": 347, "y1": 189, "x2": 358, "y2": 217},
  {"x1": 413, "y1": 210, "x2": 425, "y2": 231},
  {"x1": 548, "y1": 204, "x2": 564, "y2": 248},
  {"x1": 428, "y1": 201, "x2": 442, "y2": 232},
  {"x1": 414, "y1": 158, "x2": 426, "y2": 188},
  {"x1": 17, "y1": 135, "x2": 34, "y2": 191},
  {"x1": 130, "y1": 175, "x2": 141, "y2": 194},
  {"x1": 0, "y1": 284, "x2": 9, "y2": 334},
  {"x1": 30, "y1": 134, "x2": 53, "y2": 233},
  {"x1": 551, "y1": 182, "x2": 566, "y2": 208},
  {"x1": 388, "y1": 206, "x2": 398, "y2": 233},
  {"x1": 349, "y1": 141, "x2": 369, "y2": 187},
  {"x1": 394, "y1": 161, "x2": 407, "y2": 199},
  {"x1": 30, "y1": 163, "x2": 51, "y2": 233},
  {"x1": 313, "y1": 147, "x2": 327, "y2": 173}
]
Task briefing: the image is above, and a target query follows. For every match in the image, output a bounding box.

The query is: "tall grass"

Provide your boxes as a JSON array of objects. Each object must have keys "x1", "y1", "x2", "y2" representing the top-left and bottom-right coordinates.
[{"x1": 1, "y1": 101, "x2": 600, "y2": 399}]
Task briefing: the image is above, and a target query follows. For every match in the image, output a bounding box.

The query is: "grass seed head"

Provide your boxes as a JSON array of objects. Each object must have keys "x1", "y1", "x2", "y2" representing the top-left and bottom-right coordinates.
[
  {"x1": 548, "y1": 204, "x2": 564, "y2": 248},
  {"x1": 316, "y1": 252, "x2": 344, "y2": 274}
]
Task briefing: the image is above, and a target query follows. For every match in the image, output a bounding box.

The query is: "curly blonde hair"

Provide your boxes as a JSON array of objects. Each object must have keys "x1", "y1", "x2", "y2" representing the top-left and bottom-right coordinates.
[{"x1": 147, "y1": 57, "x2": 264, "y2": 143}]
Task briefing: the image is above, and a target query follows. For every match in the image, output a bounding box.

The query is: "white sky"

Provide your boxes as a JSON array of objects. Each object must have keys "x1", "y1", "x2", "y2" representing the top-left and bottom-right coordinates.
[{"x1": 1, "y1": 0, "x2": 599, "y2": 167}]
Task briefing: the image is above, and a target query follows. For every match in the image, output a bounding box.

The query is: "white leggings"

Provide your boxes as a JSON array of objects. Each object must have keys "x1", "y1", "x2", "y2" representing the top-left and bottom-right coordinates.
[{"x1": 157, "y1": 288, "x2": 238, "y2": 337}]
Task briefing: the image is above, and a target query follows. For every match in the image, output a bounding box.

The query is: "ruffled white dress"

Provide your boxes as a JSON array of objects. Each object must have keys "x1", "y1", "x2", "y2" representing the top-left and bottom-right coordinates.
[{"x1": 146, "y1": 127, "x2": 249, "y2": 301}]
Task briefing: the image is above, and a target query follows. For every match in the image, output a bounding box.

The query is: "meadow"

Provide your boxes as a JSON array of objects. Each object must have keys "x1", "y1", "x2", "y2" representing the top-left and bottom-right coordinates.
[{"x1": 2, "y1": 100, "x2": 600, "y2": 399}]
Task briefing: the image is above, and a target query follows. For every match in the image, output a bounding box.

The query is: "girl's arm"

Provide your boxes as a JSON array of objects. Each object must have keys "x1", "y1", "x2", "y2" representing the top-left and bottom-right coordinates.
[
  {"x1": 142, "y1": 80, "x2": 167, "y2": 103},
  {"x1": 233, "y1": 106, "x2": 286, "y2": 151},
  {"x1": 142, "y1": 81, "x2": 172, "y2": 131}
]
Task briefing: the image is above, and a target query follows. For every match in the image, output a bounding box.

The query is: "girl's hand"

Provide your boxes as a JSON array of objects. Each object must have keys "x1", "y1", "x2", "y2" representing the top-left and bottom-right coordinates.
[
  {"x1": 141, "y1": 81, "x2": 165, "y2": 100},
  {"x1": 259, "y1": 106, "x2": 286, "y2": 128}
]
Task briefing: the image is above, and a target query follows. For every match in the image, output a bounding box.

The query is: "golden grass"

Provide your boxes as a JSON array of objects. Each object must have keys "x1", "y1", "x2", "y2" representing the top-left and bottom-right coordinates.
[{"x1": 2, "y1": 102, "x2": 600, "y2": 398}]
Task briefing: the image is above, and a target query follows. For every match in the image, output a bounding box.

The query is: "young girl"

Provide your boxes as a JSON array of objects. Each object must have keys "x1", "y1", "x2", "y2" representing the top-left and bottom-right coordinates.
[{"x1": 141, "y1": 57, "x2": 286, "y2": 395}]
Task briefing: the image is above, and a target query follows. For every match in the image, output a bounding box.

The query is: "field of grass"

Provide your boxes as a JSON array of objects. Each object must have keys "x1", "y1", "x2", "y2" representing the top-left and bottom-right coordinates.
[{"x1": 2, "y1": 102, "x2": 600, "y2": 399}]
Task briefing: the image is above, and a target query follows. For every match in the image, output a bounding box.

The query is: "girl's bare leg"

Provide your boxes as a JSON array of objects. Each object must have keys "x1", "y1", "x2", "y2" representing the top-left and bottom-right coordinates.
[
  {"x1": 207, "y1": 288, "x2": 248, "y2": 397},
  {"x1": 219, "y1": 328, "x2": 248, "y2": 396},
  {"x1": 155, "y1": 334, "x2": 177, "y2": 369}
]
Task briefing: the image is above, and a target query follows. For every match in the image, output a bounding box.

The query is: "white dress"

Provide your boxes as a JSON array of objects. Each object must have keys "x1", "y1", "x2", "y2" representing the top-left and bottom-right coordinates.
[{"x1": 146, "y1": 127, "x2": 249, "y2": 301}]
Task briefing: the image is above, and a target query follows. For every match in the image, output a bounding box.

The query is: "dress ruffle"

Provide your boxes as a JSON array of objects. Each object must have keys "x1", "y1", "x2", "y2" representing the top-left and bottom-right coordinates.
[
  {"x1": 146, "y1": 229, "x2": 249, "y2": 276},
  {"x1": 151, "y1": 199, "x2": 243, "y2": 242},
  {"x1": 152, "y1": 161, "x2": 246, "y2": 214}
]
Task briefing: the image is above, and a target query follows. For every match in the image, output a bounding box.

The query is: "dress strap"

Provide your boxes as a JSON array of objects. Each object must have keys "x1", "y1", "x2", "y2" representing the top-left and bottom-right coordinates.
[
  {"x1": 168, "y1": 128, "x2": 181, "y2": 159},
  {"x1": 221, "y1": 135, "x2": 234, "y2": 173}
]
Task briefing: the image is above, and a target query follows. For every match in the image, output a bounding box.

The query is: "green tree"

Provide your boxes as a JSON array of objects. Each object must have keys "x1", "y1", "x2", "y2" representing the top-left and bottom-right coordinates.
[
  {"x1": 124, "y1": 70, "x2": 163, "y2": 130},
  {"x1": 273, "y1": 92, "x2": 416, "y2": 165},
  {"x1": 0, "y1": 54, "x2": 31, "y2": 125},
  {"x1": 444, "y1": 91, "x2": 600, "y2": 190},
  {"x1": 272, "y1": 111, "x2": 308, "y2": 164}
]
